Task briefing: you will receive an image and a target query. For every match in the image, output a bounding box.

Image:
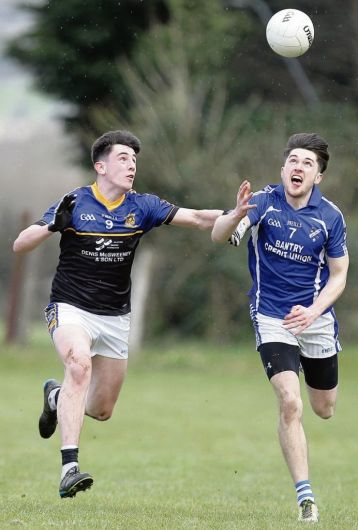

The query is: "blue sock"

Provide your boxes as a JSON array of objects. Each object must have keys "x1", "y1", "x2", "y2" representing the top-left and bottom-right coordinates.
[{"x1": 295, "y1": 480, "x2": 315, "y2": 505}]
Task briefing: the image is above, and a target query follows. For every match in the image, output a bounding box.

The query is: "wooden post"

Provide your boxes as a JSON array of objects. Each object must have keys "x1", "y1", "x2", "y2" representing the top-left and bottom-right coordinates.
[
  {"x1": 129, "y1": 246, "x2": 156, "y2": 354},
  {"x1": 4, "y1": 211, "x2": 31, "y2": 344}
]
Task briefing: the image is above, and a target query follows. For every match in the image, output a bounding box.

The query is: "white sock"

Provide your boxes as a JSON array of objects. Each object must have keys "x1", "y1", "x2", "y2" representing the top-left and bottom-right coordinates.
[
  {"x1": 61, "y1": 462, "x2": 78, "y2": 479},
  {"x1": 48, "y1": 388, "x2": 60, "y2": 411}
]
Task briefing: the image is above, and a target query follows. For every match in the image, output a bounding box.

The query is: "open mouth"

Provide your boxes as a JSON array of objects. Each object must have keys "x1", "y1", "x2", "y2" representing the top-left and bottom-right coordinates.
[{"x1": 291, "y1": 175, "x2": 303, "y2": 184}]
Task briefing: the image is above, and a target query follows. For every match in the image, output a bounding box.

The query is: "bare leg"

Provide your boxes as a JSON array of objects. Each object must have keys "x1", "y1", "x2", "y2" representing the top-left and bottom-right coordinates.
[
  {"x1": 50, "y1": 326, "x2": 127, "y2": 498},
  {"x1": 85, "y1": 355, "x2": 127, "y2": 420},
  {"x1": 271, "y1": 371, "x2": 308, "y2": 483},
  {"x1": 306, "y1": 384, "x2": 337, "y2": 419},
  {"x1": 52, "y1": 325, "x2": 92, "y2": 447}
]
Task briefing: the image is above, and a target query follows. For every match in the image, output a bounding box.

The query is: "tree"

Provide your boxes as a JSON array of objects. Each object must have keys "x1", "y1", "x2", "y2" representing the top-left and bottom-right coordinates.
[
  {"x1": 8, "y1": 0, "x2": 170, "y2": 133},
  {"x1": 87, "y1": 3, "x2": 254, "y2": 341},
  {"x1": 9, "y1": 0, "x2": 357, "y2": 145},
  {"x1": 88, "y1": 17, "x2": 358, "y2": 341}
]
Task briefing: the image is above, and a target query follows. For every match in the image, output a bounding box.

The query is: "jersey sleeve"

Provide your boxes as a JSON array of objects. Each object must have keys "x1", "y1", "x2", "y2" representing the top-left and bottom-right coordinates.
[
  {"x1": 34, "y1": 198, "x2": 63, "y2": 226},
  {"x1": 326, "y1": 213, "x2": 348, "y2": 258},
  {"x1": 140, "y1": 194, "x2": 179, "y2": 231},
  {"x1": 228, "y1": 188, "x2": 272, "y2": 246},
  {"x1": 246, "y1": 189, "x2": 269, "y2": 227}
]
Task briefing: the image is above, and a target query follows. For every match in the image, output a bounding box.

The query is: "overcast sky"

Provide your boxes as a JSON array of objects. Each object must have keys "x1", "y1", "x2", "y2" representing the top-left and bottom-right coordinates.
[
  {"x1": 0, "y1": 0, "x2": 33, "y2": 88},
  {"x1": 0, "y1": 0, "x2": 59, "y2": 130},
  {"x1": 0, "y1": 1, "x2": 84, "y2": 214}
]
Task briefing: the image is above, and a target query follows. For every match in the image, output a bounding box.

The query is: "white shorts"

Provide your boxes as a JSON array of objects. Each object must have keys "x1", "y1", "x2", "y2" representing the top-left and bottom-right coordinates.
[
  {"x1": 251, "y1": 310, "x2": 341, "y2": 359},
  {"x1": 45, "y1": 302, "x2": 131, "y2": 359}
]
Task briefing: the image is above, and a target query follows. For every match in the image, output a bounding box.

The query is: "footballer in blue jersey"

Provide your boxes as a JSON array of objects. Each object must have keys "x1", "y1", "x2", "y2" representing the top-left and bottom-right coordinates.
[
  {"x1": 13, "y1": 129, "x2": 223, "y2": 498},
  {"x1": 212, "y1": 133, "x2": 349, "y2": 522},
  {"x1": 243, "y1": 182, "x2": 347, "y2": 320}
]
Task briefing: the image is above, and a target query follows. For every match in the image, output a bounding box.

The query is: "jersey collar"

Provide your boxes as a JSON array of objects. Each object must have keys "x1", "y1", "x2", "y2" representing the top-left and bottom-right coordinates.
[
  {"x1": 91, "y1": 182, "x2": 126, "y2": 211},
  {"x1": 275, "y1": 183, "x2": 322, "y2": 207}
]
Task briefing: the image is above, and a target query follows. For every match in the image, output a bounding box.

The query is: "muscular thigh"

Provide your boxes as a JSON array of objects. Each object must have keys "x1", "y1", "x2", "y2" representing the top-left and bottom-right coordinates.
[
  {"x1": 86, "y1": 355, "x2": 128, "y2": 412},
  {"x1": 52, "y1": 325, "x2": 92, "y2": 364},
  {"x1": 46, "y1": 303, "x2": 92, "y2": 362}
]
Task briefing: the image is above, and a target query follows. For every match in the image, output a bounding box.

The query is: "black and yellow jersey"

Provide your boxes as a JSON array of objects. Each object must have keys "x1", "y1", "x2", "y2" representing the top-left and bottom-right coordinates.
[{"x1": 36, "y1": 183, "x2": 178, "y2": 315}]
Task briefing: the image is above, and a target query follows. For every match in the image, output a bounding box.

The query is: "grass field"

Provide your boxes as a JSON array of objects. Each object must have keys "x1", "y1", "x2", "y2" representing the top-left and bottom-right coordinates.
[{"x1": 0, "y1": 332, "x2": 358, "y2": 529}]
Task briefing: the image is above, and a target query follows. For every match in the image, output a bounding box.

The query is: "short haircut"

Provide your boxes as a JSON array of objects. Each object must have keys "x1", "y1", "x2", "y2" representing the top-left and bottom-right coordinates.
[
  {"x1": 284, "y1": 133, "x2": 329, "y2": 173},
  {"x1": 91, "y1": 130, "x2": 141, "y2": 164}
]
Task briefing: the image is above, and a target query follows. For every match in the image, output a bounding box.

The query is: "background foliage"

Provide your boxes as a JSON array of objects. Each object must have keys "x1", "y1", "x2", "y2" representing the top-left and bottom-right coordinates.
[{"x1": 6, "y1": 0, "x2": 358, "y2": 343}]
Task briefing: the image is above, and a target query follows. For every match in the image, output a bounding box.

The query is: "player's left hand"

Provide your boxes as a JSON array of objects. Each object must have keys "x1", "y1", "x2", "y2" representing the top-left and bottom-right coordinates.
[{"x1": 282, "y1": 305, "x2": 319, "y2": 335}]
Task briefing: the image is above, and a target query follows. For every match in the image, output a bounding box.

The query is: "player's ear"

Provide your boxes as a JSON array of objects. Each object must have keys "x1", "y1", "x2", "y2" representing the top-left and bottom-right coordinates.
[
  {"x1": 315, "y1": 172, "x2": 323, "y2": 183},
  {"x1": 95, "y1": 160, "x2": 106, "y2": 175}
]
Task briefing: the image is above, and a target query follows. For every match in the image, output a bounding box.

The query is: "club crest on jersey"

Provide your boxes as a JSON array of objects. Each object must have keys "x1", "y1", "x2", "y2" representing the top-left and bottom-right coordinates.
[
  {"x1": 124, "y1": 213, "x2": 137, "y2": 228},
  {"x1": 309, "y1": 227, "x2": 322, "y2": 241}
]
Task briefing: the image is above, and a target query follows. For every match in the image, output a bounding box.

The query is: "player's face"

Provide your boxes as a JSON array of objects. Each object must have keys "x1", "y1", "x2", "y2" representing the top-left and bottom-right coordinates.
[
  {"x1": 97, "y1": 144, "x2": 137, "y2": 192},
  {"x1": 281, "y1": 148, "x2": 322, "y2": 203}
]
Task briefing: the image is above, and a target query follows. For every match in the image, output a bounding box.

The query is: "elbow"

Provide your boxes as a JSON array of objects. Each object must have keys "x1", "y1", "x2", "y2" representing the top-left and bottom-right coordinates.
[
  {"x1": 337, "y1": 271, "x2": 348, "y2": 295},
  {"x1": 13, "y1": 237, "x2": 28, "y2": 254},
  {"x1": 211, "y1": 232, "x2": 225, "y2": 244},
  {"x1": 13, "y1": 239, "x2": 22, "y2": 253}
]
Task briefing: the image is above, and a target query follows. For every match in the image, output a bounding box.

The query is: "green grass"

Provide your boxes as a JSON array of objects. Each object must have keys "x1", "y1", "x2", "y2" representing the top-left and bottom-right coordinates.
[{"x1": 0, "y1": 335, "x2": 358, "y2": 529}]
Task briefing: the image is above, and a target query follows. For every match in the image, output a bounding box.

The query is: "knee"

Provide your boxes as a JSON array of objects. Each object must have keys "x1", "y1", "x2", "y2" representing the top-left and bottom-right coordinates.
[
  {"x1": 65, "y1": 350, "x2": 91, "y2": 385},
  {"x1": 312, "y1": 401, "x2": 335, "y2": 420},
  {"x1": 96, "y1": 410, "x2": 112, "y2": 421},
  {"x1": 279, "y1": 392, "x2": 303, "y2": 423},
  {"x1": 87, "y1": 408, "x2": 113, "y2": 422}
]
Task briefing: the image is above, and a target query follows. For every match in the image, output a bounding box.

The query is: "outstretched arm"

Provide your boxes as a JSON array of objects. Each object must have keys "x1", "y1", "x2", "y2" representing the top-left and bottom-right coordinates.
[
  {"x1": 211, "y1": 180, "x2": 256, "y2": 243},
  {"x1": 283, "y1": 254, "x2": 349, "y2": 335},
  {"x1": 13, "y1": 192, "x2": 76, "y2": 253},
  {"x1": 169, "y1": 208, "x2": 223, "y2": 230},
  {"x1": 13, "y1": 224, "x2": 54, "y2": 253}
]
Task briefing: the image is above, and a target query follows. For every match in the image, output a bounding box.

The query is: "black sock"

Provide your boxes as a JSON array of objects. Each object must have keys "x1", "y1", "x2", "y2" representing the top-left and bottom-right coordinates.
[{"x1": 61, "y1": 447, "x2": 79, "y2": 466}]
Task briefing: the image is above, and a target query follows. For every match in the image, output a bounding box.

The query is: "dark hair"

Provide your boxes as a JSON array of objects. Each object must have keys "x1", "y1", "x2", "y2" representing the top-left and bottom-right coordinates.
[
  {"x1": 91, "y1": 130, "x2": 141, "y2": 164},
  {"x1": 284, "y1": 133, "x2": 329, "y2": 173}
]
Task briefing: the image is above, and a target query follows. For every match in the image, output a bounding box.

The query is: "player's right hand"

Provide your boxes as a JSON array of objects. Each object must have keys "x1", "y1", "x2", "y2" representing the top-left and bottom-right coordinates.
[
  {"x1": 234, "y1": 180, "x2": 256, "y2": 218},
  {"x1": 48, "y1": 193, "x2": 77, "y2": 232}
]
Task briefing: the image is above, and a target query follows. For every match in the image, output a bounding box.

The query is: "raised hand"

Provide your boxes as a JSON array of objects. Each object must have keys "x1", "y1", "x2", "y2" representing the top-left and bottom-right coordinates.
[
  {"x1": 48, "y1": 193, "x2": 77, "y2": 232},
  {"x1": 233, "y1": 180, "x2": 256, "y2": 220}
]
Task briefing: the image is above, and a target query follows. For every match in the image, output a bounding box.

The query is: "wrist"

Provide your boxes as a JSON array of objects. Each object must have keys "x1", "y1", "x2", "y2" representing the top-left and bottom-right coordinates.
[
  {"x1": 308, "y1": 305, "x2": 322, "y2": 320},
  {"x1": 47, "y1": 223, "x2": 58, "y2": 233},
  {"x1": 225, "y1": 210, "x2": 242, "y2": 223}
]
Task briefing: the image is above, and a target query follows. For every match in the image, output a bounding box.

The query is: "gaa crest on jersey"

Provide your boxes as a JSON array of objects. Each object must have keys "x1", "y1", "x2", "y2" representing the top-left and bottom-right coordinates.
[
  {"x1": 124, "y1": 213, "x2": 137, "y2": 228},
  {"x1": 268, "y1": 218, "x2": 281, "y2": 228}
]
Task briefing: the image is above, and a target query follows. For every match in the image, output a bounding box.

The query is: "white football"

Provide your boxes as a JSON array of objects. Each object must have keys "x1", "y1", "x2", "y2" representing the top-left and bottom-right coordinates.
[{"x1": 266, "y1": 9, "x2": 314, "y2": 58}]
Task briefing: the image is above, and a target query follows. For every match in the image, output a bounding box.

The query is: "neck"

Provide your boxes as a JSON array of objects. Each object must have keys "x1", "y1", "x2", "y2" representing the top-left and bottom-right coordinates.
[
  {"x1": 95, "y1": 179, "x2": 125, "y2": 203},
  {"x1": 285, "y1": 194, "x2": 310, "y2": 210}
]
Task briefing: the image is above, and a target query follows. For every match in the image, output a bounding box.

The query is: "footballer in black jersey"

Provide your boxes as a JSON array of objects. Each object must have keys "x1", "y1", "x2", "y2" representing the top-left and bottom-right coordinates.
[
  {"x1": 13, "y1": 129, "x2": 223, "y2": 497},
  {"x1": 35, "y1": 183, "x2": 179, "y2": 316}
]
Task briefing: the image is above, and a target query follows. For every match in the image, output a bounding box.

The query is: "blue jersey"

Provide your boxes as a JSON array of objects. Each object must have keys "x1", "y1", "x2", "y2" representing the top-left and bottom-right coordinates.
[
  {"x1": 37, "y1": 183, "x2": 178, "y2": 315},
  {"x1": 237, "y1": 184, "x2": 348, "y2": 319}
]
